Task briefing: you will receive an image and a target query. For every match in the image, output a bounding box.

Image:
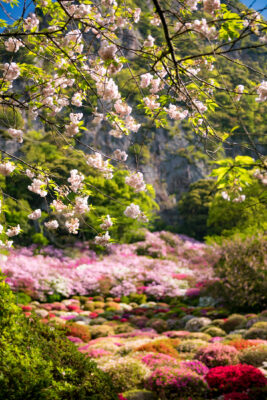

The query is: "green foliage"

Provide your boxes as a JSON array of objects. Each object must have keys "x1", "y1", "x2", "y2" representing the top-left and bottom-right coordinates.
[
  {"x1": 2, "y1": 130, "x2": 158, "y2": 245},
  {"x1": 210, "y1": 235, "x2": 267, "y2": 312},
  {"x1": 243, "y1": 327, "x2": 267, "y2": 340},
  {"x1": 15, "y1": 292, "x2": 32, "y2": 305},
  {"x1": 222, "y1": 314, "x2": 246, "y2": 333},
  {"x1": 177, "y1": 339, "x2": 208, "y2": 354},
  {"x1": 177, "y1": 174, "x2": 266, "y2": 242},
  {"x1": 123, "y1": 389, "x2": 157, "y2": 400},
  {"x1": 210, "y1": 156, "x2": 257, "y2": 190},
  {"x1": 207, "y1": 180, "x2": 267, "y2": 239},
  {"x1": 0, "y1": 273, "x2": 118, "y2": 400},
  {"x1": 202, "y1": 326, "x2": 226, "y2": 337},
  {"x1": 89, "y1": 325, "x2": 115, "y2": 339},
  {"x1": 0, "y1": 105, "x2": 24, "y2": 130},
  {"x1": 128, "y1": 144, "x2": 151, "y2": 165},
  {"x1": 178, "y1": 179, "x2": 215, "y2": 240},
  {"x1": 239, "y1": 345, "x2": 267, "y2": 367},
  {"x1": 84, "y1": 170, "x2": 158, "y2": 243},
  {"x1": 222, "y1": 314, "x2": 247, "y2": 333},
  {"x1": 99, "y1": 357, "x2": 150, "y2": 392}
]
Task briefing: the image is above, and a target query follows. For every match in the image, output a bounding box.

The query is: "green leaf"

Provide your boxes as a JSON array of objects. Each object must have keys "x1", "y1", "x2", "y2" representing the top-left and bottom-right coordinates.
[{"x1": 235, "y1": 156, "x2": 254, "y2": 165}]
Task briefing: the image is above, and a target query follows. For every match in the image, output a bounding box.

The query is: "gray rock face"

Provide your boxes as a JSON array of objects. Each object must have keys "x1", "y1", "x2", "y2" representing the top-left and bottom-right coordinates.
[{"x1": 79, "y1": 121, "x2": 209, "y2": 226}]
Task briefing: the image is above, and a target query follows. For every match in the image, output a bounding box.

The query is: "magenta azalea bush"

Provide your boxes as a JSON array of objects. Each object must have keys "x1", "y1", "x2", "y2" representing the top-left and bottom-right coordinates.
[
  {"x1": 179, "y1": 360, "x2": 209, "y2": 376},
  {"x1": 145, "y1": 366, "x2": 209, "y2": 399},
  {"x1": 194, "y1": 343, "x2": 239, "y2": 368},
  {"x1": 140, "y1": 353, "x2": 179, "y2": 370}
]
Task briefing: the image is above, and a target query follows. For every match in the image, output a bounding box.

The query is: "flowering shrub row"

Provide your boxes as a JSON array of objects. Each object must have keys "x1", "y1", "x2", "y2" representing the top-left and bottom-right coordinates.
[{"x1": 2, "y1": 231, "x2": 215, "y2": 300}]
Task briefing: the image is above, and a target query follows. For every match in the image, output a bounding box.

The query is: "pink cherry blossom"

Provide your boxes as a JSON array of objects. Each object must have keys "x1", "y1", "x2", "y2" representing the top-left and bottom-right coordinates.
[{"x1": 28, "y1": 209, "x2": 42, "y2": 220}]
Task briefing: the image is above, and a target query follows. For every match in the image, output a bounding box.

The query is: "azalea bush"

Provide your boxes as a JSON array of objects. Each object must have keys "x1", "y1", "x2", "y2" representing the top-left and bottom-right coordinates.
[
  {"x1": 140, "y1": 353, "x2": 179, "y2": 370},
  {"x1": 98, "y1": 356, "x2": 150, "y2": 392},
  {"x1": 239, "y1": 344, "x2": 267, "y2": 367},
  {"x1": 194, "y1": 343, "x2": 239, "y2": 368},
  {"x1": 136, "y1": 339, "x2": 179, "y2": 359},
  {"x1": 145, "y1": 366, "x2": 209, "y2": 399},
  {"x1": 206, "y1": 364, "x2": 267, "y2": 396}
]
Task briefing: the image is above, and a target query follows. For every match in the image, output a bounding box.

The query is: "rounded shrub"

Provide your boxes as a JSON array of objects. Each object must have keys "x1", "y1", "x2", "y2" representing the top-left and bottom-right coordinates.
[
  {"x1": 224, "y1": 333, "x2": 243, "y2": 341},
  {"x1": 177, "y1": 339, "x2": 208, "y2": 354},
  {"x1": 165, "y1": 318, "x2": 184, "y2": 330},
  {"x1": 251, "y1": 321, "x2": 267, "y2": 330},
  {"x1": 194, "y1": 343, "x2": 239, "y2": 368},
  {"x1": 66, "y1": 322, "x2": 91, "y2": 341},
  {"x1": 94, "y1": 301, "x2": 105, "y2": 309},
  {"x1": 145, "y1": 366, "x2": 209, "y2": 399},
  {"x1": 122, "y1": 389, "x2": 157, "y2": 400},
  {"x1": 187, "y1": 332, "x2": 212, "y2": 341},
  {"x1": 184, "y1": 317, "x2": 212, "y2": 332},
  {"x1": 114, "y1": 323, "x2": 134, "y2": 334},
  {"x1": 243, "y1": 327, "x2": 267, "y2": 340},
  {"x1": 130, "y1": 316, "x2": 148, "y2": 329},
  {"x1": 86, "y1": 348, "x2": 113, "y2": 358},
  {"x1": 223, "y1": 315, "x2": 247, "y2": 333},
  {"x1": 212, "y1": 319, "x2": 225, "y2": 327},
  {"x1": 179, "y1": 360, "x2": 209, "y2": 376},
  {"x1": 146, "y1": 318, "x2": 168, "y2": 333},
  {"x1": 0, "y1": 274, "x2": 118, "y2": 400},
  {"x1": 136, "y1": 339, "x2": 179, "y2": 358},
  {"x1": 202, "y1": 326, "x2": 227, "y2": 337},
  {"x1": 99, "y1": 356, "x2": 150, "y2": 392},
  {"x1": 93, "y1": 296, "x2": 105, "y2": 302},
  {"x1": 90, "y1": 325, "x2": 115, "y2": 338},
  {"x1": 84, "y1": 301, "x2": 95, "y2": 311},
  {"x1": 206, "y1": 364, "x2": 267, "y2": 395},
  {"x1": 211, "y1": 235, "x2": 267, "y2": 311},
  {"x1": 140, "y1": 353, "x2": 179, "y2": 370},
  {"x1": 239, "y1": 344, "x2": 267, "y2": 367},
  {"x1": 105, "y1": 301, "x2": 121, "y2": 310},
  {"x1": 224, "y1": 338, "x2": 263, "y2": 351},
  {"x1": 90, "y1": 317, "x2": 108, "y2": 325}
]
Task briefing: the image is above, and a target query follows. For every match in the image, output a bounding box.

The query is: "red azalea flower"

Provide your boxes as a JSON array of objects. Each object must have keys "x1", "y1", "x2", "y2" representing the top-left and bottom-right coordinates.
[
  {"x1": 22, "y1": 305, "x2": 32, "y2": 311},
  {"x1": 206, "y1": 364, "x2": 267, "y2": 395},
  {"x1": 67, "y1": 305, "x2": 80, "y2": 312},
  {"x1": 24, "y1": 312, "x2": 31, "y2": 317},
  {"x1": 114, "y1": 297, "x2": 121, "y2": 302}
]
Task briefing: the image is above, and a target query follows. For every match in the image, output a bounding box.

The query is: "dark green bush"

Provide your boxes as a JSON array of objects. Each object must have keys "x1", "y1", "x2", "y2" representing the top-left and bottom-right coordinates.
[
  {"x1": 178, "y1": 179, "x2": 215, "y2": 240},
  {"x1": 222, "y1": 314, "x2": 247, "y2": 333},
  {"x1": 15, "y1": 292, "x2": 32, "y2": 305},
  {"x1": 0, "y1": 273, "x2": 118, "y2": 400},
  {"x1": 210, "y1": 235, "x2": 267, "y2": 312},
  {"x1": 239, "y1": 344, "x2": 267, "y2": 367}
]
